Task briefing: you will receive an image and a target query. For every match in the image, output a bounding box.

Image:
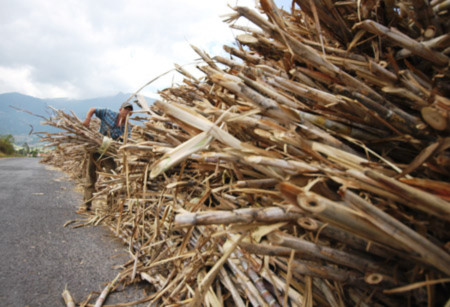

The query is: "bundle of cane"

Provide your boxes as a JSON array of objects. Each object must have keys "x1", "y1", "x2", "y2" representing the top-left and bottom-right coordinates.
[{"x1": 40, "y1": 0, "x2": 450, "y2": 305}]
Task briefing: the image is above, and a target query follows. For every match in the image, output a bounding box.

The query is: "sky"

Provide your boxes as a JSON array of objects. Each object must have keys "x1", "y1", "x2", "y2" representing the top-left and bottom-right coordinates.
[{"x1": 0, "y1": 0, "x2": 292, "y2": 100}]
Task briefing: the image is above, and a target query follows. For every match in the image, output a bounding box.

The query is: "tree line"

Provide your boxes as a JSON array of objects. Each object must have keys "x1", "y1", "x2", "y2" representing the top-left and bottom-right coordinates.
[{"x1": 0, "y1": 134, "x2": 42, "y2": 157}]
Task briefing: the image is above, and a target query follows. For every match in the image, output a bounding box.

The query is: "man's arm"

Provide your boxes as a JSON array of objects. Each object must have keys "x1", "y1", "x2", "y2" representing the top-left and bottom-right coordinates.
[{"x1": 83, "y1": 107, "x2": 96, "y2": 128}]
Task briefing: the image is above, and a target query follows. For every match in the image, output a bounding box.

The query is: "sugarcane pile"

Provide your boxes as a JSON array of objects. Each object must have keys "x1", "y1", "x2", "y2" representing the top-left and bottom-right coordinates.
[{"x1": 40, "y1": 0, "x2": 450, "y2": 306}]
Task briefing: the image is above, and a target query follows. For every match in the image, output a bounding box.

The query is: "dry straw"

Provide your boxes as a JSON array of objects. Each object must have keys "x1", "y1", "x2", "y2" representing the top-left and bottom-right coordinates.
[{"x1": 40, "y1": 0, "x2": 449, "y2": 305}]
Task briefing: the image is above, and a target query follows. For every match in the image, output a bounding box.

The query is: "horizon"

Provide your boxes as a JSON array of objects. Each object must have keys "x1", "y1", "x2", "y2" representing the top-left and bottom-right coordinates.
[
  {"x1": 0, "y1": 91, "x2": 156, "y2": 101},
  {"x1": 0, "y1": 90, "x2": 154, "y2": 146}
]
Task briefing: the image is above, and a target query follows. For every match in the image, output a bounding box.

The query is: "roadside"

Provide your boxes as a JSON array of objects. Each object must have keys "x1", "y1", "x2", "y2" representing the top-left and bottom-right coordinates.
[{"x1": 0, "y1": 158, "x2": 148, "y2": 306}]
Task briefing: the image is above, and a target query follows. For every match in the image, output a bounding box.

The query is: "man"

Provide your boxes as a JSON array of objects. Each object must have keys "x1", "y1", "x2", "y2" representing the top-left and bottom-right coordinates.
[
  {"x1": 80, "y1": 101, "x2": 134, "y2": 211},
  {"x1": 83, "y1": 101, "x2": 133, "y2": 140}
]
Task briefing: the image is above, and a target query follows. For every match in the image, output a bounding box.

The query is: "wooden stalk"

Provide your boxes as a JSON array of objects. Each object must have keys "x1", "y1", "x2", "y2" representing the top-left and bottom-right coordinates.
[
  {"x1": 175, "y1": 206, "x2": 303, "y2": 226},
  {"x1": 365, "y1": 170, "x2": 450, "y2": 221},
  {"x1": 94, "y1": 273, "x2": 121, "y2": 307},
  {"x1": 268, "y1": 232, "x2": 388, "y2": 274},
  {"x1": 354, "y1": 20, "x2": 449, "y2": 66},
  {"x1": 279, "y1": 183, "x2": 412, "y2": 251},
  {"x1": 343, "y1": 189, "x2": 450, "y2": 275},
  {"x1": 275, "y1": 258, "x2": 362, "y2": 284},
  {"x1": 191, "y1": 234, "x2": 244, "y2": 306},
  {"x1": 62, "y1": 288, "x2": 76, "y2": 307}
]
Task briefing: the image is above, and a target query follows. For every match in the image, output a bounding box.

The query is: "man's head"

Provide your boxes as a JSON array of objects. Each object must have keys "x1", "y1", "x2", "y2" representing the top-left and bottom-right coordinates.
[
  {"x1": 120, "y1": 101, "x2": 133, "y2": 111},
  {"x1": 119, "y1": 102, "x2": 133, "y2": 117}
]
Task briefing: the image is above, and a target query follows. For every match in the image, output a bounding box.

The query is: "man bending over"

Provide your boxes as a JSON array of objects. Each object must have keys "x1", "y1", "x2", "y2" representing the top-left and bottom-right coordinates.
[{"x1": 80, "y1": 101, "x2": 134, "y2": 210}]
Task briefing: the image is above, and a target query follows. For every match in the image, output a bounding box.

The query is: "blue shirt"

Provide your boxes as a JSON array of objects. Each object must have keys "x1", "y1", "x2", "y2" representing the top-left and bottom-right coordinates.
[{"x1": 94, "y1": 108, "x2": 130, "y2": 140}]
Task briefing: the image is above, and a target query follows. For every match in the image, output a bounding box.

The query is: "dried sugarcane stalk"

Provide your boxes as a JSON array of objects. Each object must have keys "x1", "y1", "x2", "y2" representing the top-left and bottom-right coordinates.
[
  {"x1": 233, "y1": 6, "x2": 382, "y2": 101},
  {"x1": 313, "y1": 278, "x2": 340, "y2": 307},
  {"x1": 234, "y1": 247, "x2": 281, "y2": 307},
  {"x1": 305, "y1": 220, "x2": 411, "y2": 260},
  {"x1": 226, "y1": 253, "x2": 266, "y2": 306},
  {"x1": 421, "y1": 106, "x2": 449, "y2": 131},
  {"x1": 219, "y1": 267, "x2": 246, "y2": 307},
  {"x1": 354, "y1": 20, "x2": 449, "y2": 66},
  {"x1": 364, "y1": 170, "x2": 450, "y2": 221},
  {"x1": 342, "y1": 189, "x2": 450, "y2": 275},
  {"x1": 191, "y1": 234, "x2": 244, "y2": 306},
  {"x1": 150, "y1": 131, "x2": 214, "y2": 179},
  {"x1": 286, "y1": 185, "x2": 409, "y2": 251},
  {"x1": 268, "y1": 232, "x2": 388, "y2": 274},
  {"x1": 94, "y1": 273, "x2": 121, "y2": 307},
  {"x1": 275, "y1": 258, "x2": 362, "y2": 285},
  {"x1": 223, "y1": 45, "x2": 262, "y2": 64},
  {"x1": 175, "y1": 206, "x2": 303, "y2": 226},
  {"x1": 61, "y1": 288, "x2": 76, "y2": 307},
  {"x1": 397, "y1": 33, "x2": 450, "y2": 59}
]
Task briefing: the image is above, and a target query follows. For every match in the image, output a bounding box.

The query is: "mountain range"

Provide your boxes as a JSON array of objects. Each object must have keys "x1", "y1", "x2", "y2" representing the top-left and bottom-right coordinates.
[{"x1": 0, "y1": 92, "x2": 154, "y2": 145}]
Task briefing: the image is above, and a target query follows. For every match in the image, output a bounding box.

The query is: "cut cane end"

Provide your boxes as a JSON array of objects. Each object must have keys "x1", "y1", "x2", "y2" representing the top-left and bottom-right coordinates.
[
  {"x1": 297, "y1": 194, "x2": 326, "y2": 213},
  {"x1": 297, "y1": 217, "x2": 318, "y2": 230},
  {"x1": 365, "y1": 273, "x2": 384, "y2": 284},
  {"x1": 421, "y1": 107, "x2": 447, "y2": 131}
]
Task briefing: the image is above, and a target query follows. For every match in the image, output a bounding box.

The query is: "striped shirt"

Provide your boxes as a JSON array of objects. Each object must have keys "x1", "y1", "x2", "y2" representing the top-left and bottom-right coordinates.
[{"x1": 94, "y1": 108, "x2": 130, "y2": 140}]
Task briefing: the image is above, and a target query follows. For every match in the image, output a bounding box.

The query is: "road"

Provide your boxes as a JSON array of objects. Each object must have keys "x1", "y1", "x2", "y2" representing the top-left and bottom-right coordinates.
[{"x1": 0, "y1": 158, "x2": 146, "y2": 306}]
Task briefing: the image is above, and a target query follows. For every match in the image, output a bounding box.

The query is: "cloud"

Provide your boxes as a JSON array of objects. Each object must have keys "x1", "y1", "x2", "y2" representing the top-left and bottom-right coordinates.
[
  {"x1": 0, "y1": 65, "x2": 77, "y2": 98},
  {"x1": 0, "y1": 0, "x2": 291, "y2": 99}
]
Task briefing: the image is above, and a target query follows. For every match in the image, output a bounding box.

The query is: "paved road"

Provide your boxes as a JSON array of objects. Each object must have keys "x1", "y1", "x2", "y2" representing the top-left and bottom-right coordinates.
[{"x1": 0, "y1": 158, "x2": 145, "y2": 306}]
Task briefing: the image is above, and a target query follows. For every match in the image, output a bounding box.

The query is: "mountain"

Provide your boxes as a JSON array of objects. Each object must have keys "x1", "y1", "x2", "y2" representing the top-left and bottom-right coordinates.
[{"x1": 0, "y1": 92, "x2": 154, "y2": 145}]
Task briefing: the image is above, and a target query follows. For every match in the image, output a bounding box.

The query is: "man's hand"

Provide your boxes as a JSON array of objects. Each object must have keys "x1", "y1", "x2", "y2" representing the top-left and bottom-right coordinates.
[
  {"x1": 82, "y1": 119, "x2": 90, "y2": 128},
  {"x1": 83, "y1": 107, "x2": 96, "y2": 128}
]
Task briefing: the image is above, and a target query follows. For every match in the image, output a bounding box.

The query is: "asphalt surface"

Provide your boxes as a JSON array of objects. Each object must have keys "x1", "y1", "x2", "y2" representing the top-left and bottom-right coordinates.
[{"x1": 0, "y1": 158, "x2": 147, "y2": 306}]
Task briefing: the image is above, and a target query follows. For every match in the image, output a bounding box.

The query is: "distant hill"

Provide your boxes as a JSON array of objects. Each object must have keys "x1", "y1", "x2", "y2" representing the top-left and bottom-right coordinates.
[{"x1": 0, "y1": 92, "x2": 154, "y2": 145}]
